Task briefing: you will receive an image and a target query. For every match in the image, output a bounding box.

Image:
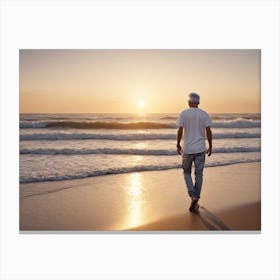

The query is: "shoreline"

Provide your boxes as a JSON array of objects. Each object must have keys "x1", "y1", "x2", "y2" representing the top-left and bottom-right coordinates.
[
  {"x1": 20, "y1": 162, "x2": 261, "y2": 231},
  {"x1": 20, "y1": 160, "x2": 261, "y2": 197}
]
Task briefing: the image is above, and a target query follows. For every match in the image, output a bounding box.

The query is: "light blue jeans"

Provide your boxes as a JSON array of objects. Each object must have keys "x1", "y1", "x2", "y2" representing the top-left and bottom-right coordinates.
[{"x1": 182, "y1": 151, "x2": 206, "y2": 201}]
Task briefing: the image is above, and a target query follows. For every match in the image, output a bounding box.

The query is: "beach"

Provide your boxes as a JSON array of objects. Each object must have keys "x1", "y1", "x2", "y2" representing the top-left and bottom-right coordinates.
[{"x1": 20, "y1": 162, "x2": 261, "y2": 231}]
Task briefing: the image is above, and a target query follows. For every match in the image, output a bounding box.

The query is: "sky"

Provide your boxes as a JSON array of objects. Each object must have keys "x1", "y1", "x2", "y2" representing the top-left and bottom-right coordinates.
[{"x1": 19, "y1": 49, "x2": 260, "y2": 114}]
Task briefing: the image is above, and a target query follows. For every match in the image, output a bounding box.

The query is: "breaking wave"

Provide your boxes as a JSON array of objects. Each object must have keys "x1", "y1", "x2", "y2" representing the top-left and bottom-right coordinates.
[
  {"x1": 20, "y1": 158, "x2": 260, "y2": 184},
  {"x1": 20, "y1": 132, "x2": 260, "y2": 141},
  {"x1": 20, "y1": 119, "x2": 261, "y2": 130},
  {"x1": 20, "y1": 147, "x2": 260, "y2": 156}
]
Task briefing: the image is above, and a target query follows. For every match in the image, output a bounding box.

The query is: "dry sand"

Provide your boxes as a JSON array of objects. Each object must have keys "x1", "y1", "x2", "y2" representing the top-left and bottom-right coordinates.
[{"x1": 20, "y1": 162, "x2": 260, "y2": 232}]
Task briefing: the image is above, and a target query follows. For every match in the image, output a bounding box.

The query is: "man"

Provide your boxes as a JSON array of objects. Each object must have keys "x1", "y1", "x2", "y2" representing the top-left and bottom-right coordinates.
[{"x1": 177, "y1": 92, "x2": 212, "y2": 213}]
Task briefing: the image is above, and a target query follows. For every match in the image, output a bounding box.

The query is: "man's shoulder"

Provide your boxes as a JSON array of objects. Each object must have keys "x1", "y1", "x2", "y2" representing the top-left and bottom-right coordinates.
[
  {"x1": 197, "y1": 108, "x2": 208, "y2": 113},
  {"x1": 197, "y1": 108, "x2": 211, "y2": 117},
  {"x1": 178, "y1": 109, "x2": 188, "y2": 116}
]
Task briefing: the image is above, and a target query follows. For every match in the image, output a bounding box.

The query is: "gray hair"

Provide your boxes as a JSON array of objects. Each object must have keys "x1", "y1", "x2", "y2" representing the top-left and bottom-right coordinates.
[{"x1": 188, "y1": 92, "x2": 200, "y2": 104}]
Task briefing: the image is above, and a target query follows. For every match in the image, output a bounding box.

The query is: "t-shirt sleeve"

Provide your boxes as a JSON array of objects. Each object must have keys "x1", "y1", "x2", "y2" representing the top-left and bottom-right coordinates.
[
  {"x1": 177, "y1": 112, "x2": 184, "y2": 127},
  {"x1": 202, "y1": 112, "x2": 212, "y2": 127}
]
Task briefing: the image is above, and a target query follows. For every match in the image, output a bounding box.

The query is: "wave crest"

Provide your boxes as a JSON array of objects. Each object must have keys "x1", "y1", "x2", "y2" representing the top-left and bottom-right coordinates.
[
  {"x1": 20, "y1": 132, "x2": 260, "y2": 141},
  {"x1": 20, "y1": 119, "x2": 261, "y2": 129},
  {"x1": 20, "y1": 147, "x2": 260, "y2": 156},
  {"x1": 20, "y1": 158, "x2": 260, "y2": 184}
]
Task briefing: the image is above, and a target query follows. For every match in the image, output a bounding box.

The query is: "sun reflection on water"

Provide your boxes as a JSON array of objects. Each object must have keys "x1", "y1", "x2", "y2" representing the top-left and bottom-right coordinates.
[
  {"x1": 127, "y1": 173, "x2": 143, "y2": 229},
  {"x1": 134, "y1": 142, "x2": 146, "y2": 149},
  {"x1": 131, "y1": 155, "x2": 144, "y2": 164}
]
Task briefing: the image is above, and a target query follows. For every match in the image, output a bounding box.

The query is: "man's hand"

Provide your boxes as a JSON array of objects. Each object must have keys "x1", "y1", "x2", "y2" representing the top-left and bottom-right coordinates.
[
  {"x1": 177, "y1": 144, "x2": 182, "y2": 155},
  {"x1": 206, "y1": 126, "x2": 212, "y2": 157},
  {"x1": 207, "y1": 146, "x2": 212, "y2": 157},
  {"x1": 177, "y1": 127, "x2": 183, "y2": 155}
]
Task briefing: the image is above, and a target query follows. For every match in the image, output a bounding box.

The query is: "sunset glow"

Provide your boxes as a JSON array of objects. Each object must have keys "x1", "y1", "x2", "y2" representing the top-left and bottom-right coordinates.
[
  {"x1": 137, "y1": 100, "x2": 145, "y2": 109},
  {"x1": 19, "y1": 49, "x2": 261, "y2": 114}
]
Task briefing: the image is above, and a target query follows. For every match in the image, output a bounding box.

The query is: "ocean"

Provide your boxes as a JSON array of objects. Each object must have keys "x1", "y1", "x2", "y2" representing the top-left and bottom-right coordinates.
[{"x1": 20, "y1": 113, "x2": 261, "y2": 184}]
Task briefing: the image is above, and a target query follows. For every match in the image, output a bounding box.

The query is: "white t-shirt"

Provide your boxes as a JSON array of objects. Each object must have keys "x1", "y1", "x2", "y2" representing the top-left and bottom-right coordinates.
[{"x1": 177, "y1": 108, "x2": 212, "y2": 154}]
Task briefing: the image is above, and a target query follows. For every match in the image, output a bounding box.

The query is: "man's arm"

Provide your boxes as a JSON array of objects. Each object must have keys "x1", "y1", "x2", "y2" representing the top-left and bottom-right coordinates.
[
  {"x1": 177, "y1": 126, "x2": 183, "y2": 155},
  {"x1": 206, "y1": 126, "x2": 212, "y2": 156}
]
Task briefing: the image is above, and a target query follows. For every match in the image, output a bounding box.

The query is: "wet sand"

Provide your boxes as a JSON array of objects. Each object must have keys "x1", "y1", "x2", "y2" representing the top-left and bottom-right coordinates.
[{"x1": 20, "y1": 162, "x2": 260, "y2": 231}]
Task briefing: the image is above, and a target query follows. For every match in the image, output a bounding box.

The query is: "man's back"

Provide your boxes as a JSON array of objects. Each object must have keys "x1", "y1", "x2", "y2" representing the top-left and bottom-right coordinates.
[{"x1": 178, "y1": 108, "x2": 212, "y2": 154}]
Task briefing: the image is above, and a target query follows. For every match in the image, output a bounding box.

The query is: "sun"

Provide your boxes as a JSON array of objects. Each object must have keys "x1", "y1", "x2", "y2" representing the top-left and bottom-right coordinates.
[{"x1": 137, "y1": 99, "x2": 145, "y2": 109}]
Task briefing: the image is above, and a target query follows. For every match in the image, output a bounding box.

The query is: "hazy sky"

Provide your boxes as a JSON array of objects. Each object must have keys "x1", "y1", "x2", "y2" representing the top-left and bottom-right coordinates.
[{"x1": 19, "y1": 49, "x2": 260, "y2": 114}]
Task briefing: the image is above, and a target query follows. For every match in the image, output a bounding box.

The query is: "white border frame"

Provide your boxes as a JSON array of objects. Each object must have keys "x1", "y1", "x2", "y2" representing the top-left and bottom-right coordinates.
[{"x1": 1, "y1": 0, "x2": 279, "y2": 279}]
